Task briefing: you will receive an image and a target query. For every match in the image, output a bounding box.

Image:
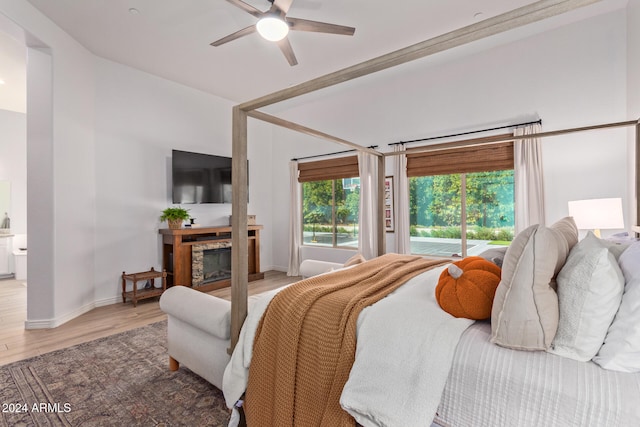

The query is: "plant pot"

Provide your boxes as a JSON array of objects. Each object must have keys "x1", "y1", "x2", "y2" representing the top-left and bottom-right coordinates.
[{"x1": 167, "y1": 219, "x2": 183, "y2": 230}]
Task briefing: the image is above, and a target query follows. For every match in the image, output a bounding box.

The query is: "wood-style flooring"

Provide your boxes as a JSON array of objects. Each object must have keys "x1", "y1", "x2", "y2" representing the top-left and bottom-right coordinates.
[{"x1": 0, "y1": 271, "x2": 300, "y2": 366}]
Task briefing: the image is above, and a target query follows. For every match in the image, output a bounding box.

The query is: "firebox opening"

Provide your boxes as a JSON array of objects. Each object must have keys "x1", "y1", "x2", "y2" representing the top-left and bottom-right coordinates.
[{"x1": 202, "y1": 247, "x2": 232, "y2": 284}]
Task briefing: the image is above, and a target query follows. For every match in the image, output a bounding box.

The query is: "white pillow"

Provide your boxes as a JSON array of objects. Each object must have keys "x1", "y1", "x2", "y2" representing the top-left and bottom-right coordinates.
[
  {"x1": 548, "y1": 232, "x2": 624, "y2": 362},
  {"x1": 593, "y1": 240, "x2": 640, "y2": 372}
]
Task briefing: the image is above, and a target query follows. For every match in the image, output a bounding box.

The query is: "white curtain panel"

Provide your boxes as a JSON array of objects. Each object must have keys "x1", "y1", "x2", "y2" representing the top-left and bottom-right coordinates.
[
  {"x1": 514, "y1": 123, "x2": 545, "y2": 233},
  {"x1": 287, "y1": 161, "x2": 302, "y2": 276},
  {"x1": 358, "y1": 152, "x2": 379, "y2": 260},
  {"x1": 393, "y1": 144, "x2": 411, "y2": 254}
]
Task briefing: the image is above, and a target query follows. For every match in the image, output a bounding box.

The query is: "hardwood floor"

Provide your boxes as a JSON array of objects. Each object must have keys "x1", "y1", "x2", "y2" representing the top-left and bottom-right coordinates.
[{"x1": 0, "y1": 271, "x2": 300, "y2": 366}]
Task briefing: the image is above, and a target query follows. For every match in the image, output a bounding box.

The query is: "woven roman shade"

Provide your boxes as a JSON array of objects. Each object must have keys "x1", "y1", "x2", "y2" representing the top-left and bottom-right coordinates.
[
  {"x1": 297, "y1": 156, "x2": 359, "y2": 182},
  {"x1": 406, "y1": 136, "x2": 514, "y2": 177}
]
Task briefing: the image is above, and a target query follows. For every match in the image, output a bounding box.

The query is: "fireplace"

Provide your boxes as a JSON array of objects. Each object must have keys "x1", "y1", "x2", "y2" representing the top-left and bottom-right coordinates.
[{"x1": 191, "y1": 241, "x2": 232, "y2": 288}]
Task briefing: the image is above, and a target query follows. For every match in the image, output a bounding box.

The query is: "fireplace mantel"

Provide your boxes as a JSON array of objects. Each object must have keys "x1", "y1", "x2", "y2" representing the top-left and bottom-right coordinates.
[{"x1": 159, "y1": 225, "x2": 264, "y2": 292}]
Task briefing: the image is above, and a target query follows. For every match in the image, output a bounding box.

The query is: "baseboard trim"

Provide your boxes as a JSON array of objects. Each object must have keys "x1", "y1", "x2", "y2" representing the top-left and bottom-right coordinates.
[
  {"x1": 24, "y1": 319, "x2": 56, "y2": 329},
  {"x1": 25, "y1": 300, "x2": 97, "y2": 329},
  {"x1": 95, "y1": 296, "x2": 120, "y2": 307}
]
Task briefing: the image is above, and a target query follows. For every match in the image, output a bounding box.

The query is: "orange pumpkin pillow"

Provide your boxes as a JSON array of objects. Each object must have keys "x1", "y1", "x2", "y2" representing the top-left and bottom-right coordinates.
[{"x1": 435, "y1": 256, "x2": 502, "y2": 320}]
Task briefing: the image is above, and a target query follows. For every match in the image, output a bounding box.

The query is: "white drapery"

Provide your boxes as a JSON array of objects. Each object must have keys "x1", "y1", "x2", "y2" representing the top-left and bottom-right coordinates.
[
  {"x1": 287, "y1": 161, "x2": 302, "y2": 276},
  {"x1": 393, "y1": 144, "x2": 411, "y2": 254},
  {"x1": 514, "y1": 123, "x2": 545, "y2": 233},
  {"x1": 358, "y1": 152, "x2": 379, "y2": 260}
]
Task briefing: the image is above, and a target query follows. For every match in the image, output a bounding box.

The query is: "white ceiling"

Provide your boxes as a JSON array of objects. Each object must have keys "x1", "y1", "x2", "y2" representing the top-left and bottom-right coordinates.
[
  {"x1": 0, "y1": 0, "x2": 626, "y2": 114},
  {"x1": 20, "y1": 0, "x2": 546, "y2": 103}
]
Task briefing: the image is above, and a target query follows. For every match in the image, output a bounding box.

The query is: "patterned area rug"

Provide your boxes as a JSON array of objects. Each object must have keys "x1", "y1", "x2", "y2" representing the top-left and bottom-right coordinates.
[{"x1": 0, "y1": 321, "x2": 230, "y2": 426}]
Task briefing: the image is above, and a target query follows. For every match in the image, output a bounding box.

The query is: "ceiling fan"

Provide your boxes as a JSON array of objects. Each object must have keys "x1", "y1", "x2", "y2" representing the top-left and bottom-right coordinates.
[{"x1": 211, "y1": 0, "x2": 356, "y2": 66}]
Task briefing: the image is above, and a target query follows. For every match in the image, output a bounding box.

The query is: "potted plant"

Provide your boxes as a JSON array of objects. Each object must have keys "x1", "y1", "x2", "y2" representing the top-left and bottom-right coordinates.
[{"x1": 160, "y1": 206, "x2": 190, "y2": 230}]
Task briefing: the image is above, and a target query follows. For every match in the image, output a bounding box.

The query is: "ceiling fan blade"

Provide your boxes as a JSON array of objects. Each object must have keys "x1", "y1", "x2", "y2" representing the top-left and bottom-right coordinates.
[
  {"x1": 210, "y1": 25, "x2": 256, "y2": 46},
  {"x1": 276, "y1": 37, "x2": 298, "y2": 66},
  {"x1": 224, "y1": 0, "x2": 263, "y2": 18},
  {"x1": 287, "y1": 17, "x2": 355, "y2": 36},
  {"x1": 273, "y1": 0, "x2": 295, "y2": 14}
]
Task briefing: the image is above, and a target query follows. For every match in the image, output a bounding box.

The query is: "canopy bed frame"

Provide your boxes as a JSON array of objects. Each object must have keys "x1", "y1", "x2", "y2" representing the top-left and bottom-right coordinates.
[{"x1": 228, "y1": 0, "x2": 638, "y2": 352}]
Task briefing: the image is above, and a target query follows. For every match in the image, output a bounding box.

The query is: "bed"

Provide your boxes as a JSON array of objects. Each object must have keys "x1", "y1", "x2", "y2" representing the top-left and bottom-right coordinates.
[{"x1": 220, "y1": 217, "x2": 640, "y2": 427}]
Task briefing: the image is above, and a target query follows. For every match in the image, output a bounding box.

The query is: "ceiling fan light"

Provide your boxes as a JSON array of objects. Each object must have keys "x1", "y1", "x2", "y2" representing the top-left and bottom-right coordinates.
[{"x1": 256, "y1": 16, "x2": 289, "y2": 42}]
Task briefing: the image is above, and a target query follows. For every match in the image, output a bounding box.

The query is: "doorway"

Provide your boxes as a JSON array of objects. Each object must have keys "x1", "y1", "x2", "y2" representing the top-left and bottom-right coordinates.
[{"x1": 0, "y1": 13, "x2": 52, "y2": 328}]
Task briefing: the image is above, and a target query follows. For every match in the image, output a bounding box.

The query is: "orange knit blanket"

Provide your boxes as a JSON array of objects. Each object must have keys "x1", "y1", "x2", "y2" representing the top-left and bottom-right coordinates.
[{"x1": 244, "y1": 253, "x2": 448, "y2": 427}]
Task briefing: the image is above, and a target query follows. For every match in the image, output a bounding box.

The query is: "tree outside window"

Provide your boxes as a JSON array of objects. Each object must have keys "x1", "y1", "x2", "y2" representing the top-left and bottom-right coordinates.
[
  {"x1": 302, "y1": 178, "x2": 359, "y2": 248},
  {"x1": 409, "y1": 170, "x2": 514, "y2": 257}
]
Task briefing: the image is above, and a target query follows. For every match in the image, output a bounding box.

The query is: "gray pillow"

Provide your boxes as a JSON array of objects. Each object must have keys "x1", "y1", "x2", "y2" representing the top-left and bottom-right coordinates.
[
  {"x1": 478, "y1": 247, "x2": 508, "y2": 267},
  {"x1": 600, "y1": 238, "x2": 631, "y2": 260}
]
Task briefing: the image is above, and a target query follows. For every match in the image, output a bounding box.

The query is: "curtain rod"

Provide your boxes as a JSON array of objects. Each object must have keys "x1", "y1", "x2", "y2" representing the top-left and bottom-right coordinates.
[
  {"x1": 384, "y1": 119, "x2": 638, "y2": 158},
  {"x1": 388, "y1": 119, "x2": 542, "y2": 146},
  {"x1": 292, "y1": 146, "x2": 378, "y2": 162}
]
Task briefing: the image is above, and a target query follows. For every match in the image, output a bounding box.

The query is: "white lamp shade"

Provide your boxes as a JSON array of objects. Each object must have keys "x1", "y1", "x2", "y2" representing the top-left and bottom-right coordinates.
[
  {"x1": 568, "y1": 198, "x2": 624, "y2": 230},
  {"x1": 256, "y1": 16, "x2": 289, "y2": 42}
]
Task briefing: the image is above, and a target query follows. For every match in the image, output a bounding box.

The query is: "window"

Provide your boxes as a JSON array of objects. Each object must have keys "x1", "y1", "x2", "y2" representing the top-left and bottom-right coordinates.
[
  {"x1": 302, "y1": 179, "x2": 359, "y2": 248},
  {"x1": 299, "y1": 156, "x2": 359, "y2": 248},
  {"x1": 407, "y1": 138, "x2": 515, "y2": 257}
]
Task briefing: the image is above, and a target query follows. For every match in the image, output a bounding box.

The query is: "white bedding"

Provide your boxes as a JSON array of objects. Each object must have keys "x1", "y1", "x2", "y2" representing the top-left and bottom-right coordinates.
[
  {"x1": 436, "y1": 322, "x2": 640, "y2": 427},
  {"x1": 222, "y1": 263, "x2": 472, "y2": 426},
  {"x1": 341, "y1": 266, "x2": 473, "y2": 426}
]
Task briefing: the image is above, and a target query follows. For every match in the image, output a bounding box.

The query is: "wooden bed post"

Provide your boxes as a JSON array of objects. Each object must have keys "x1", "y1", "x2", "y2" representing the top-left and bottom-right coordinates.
[
  {"x1": 230, "y1": 106, "x2": 249, "y2": 353},
  {"x1": 377, "y1": 155, "x2": 386, "y2": 256},
  {"x1": 636, "y1": 119, "x2": 640, "y2": 232}
]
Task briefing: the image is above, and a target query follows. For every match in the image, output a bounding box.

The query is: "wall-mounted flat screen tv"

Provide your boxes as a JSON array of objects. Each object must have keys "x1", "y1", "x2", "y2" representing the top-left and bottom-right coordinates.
[{"x1": 172, "y1": 150, "x2": 247, "y2": 204}]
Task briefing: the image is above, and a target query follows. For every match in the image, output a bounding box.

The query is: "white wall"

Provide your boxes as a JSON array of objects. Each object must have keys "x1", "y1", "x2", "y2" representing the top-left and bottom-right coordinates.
[
  {"x1": 270, "y1": 9, "x2": 630, "y2": 269},
  {"x1": 93, "y1": 59, "x2": 274, "y2": 304}
]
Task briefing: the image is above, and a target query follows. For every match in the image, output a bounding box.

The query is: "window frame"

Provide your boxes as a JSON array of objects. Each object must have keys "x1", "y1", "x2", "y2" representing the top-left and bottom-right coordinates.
[
  {"x1": 407, "y1": 136, "x2": 515, "y2": 258},
  {"x1": 299, "y1": 156, "x2": 360, "y2": 249}
]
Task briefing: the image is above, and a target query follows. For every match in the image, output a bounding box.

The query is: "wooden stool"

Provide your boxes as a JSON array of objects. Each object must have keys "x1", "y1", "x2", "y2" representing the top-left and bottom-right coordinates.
[{"x1": 121, "y1": 267, "x2": 167, "y2": 307}]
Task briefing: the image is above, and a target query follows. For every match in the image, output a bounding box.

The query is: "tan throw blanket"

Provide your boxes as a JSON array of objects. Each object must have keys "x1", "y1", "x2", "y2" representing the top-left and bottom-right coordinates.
[{"x1": 244, "y1": 253, "x2": 448, "y2": 427}]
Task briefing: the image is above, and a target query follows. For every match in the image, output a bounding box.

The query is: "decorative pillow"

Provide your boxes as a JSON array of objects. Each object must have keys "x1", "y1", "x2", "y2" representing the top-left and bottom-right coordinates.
[
  {"x1": 344, "y1": 253, "x2": 366, "y2": 267},
  {"x1": 477, "y1": 247, "x2": 508, "y2": 267},
  {"x1": 491, "y1": 217, "x2": 578, "y2": 351},
  {"x1": 548, "y1": 216, "x2": 579, "y2": 277},
  {"x1": 593, "y1": 240, "x2": 640, "y2": 372},
  {"x1": 548, "y1": 232, "x2": 625, "y2": 362},
  {"x1": 435, "y1": 256, "x2": 502, "y2": 320},
  {"x1": 599, "y1": 238, "x2": 631, "y2": 260}
]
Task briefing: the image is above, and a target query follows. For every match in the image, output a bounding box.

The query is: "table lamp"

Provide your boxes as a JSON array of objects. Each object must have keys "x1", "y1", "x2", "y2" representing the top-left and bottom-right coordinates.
[{"x1": 568, "y1": 198, "x2": 624, "y2": 238}]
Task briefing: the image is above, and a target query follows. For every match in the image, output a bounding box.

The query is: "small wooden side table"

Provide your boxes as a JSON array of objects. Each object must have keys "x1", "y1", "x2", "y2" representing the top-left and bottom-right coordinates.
[{"x1": 121, "y1": 267, "x2": 167, "y2": 307}]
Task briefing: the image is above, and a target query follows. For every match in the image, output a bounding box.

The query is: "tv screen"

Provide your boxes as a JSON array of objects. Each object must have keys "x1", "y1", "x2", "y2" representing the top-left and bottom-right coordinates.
[{"x1": 172, "y1": 150, "x2": 246, "y2": 204}]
